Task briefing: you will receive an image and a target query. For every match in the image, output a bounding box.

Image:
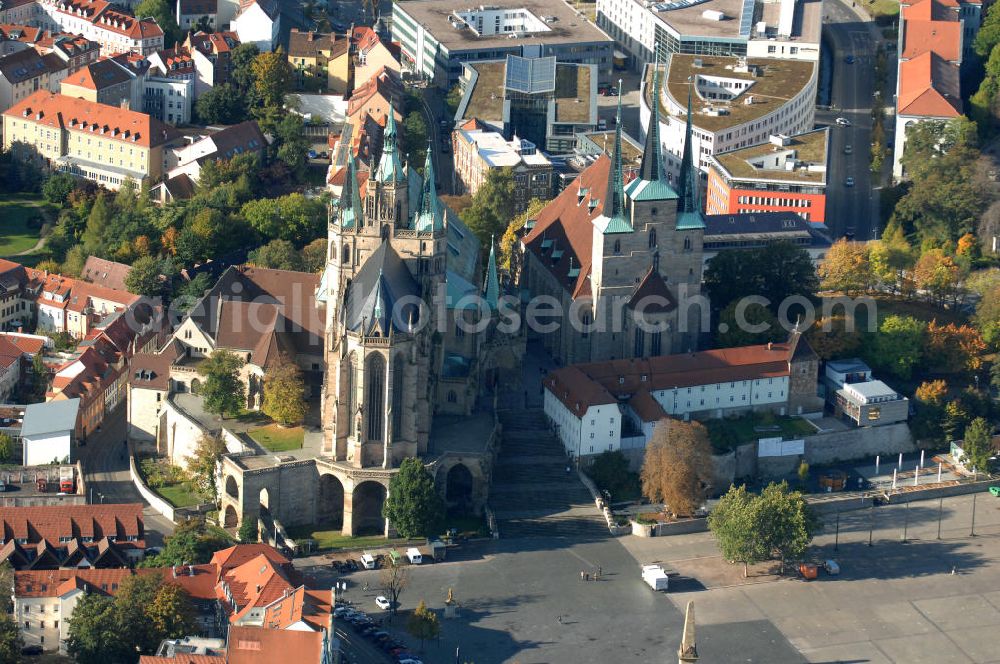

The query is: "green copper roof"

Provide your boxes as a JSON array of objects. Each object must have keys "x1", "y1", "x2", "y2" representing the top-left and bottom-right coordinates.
[
  {"x1": 629, "y1": 59, "x2": 677, "y2": 202},
  {"x1": 677, "y1": 211, "x2": 706, "y2": 230},
  {"x1": 602, "y1": 85, "x2": 632, "y2": 235},
  {"x1": 413, "y1": 144, "x2": 444, "y2": 232},
  {"x1": 484, "y1": 236, "x2": 499, "y2": 310},
  {"x1": 338, "y1": 155, "x2": 362, "y2": 228},
  {"x1": 376, "y1": 111, "x2": 405, "y2": 184}
]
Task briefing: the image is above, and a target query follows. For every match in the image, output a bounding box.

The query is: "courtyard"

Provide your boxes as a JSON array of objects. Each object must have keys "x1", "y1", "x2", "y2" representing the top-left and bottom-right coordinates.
[{"x1": 296, "y1": 490, "x2": 1000, "y2": 663}]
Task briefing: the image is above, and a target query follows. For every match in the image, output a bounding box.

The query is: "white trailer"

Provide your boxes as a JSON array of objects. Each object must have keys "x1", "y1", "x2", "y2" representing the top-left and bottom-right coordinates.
[
  {"x1": 642, "y1": 565, "x2": 669, "y2": 591},
  {"x1": 406, "y1": 547, "x2": 423, "y2": 564}
]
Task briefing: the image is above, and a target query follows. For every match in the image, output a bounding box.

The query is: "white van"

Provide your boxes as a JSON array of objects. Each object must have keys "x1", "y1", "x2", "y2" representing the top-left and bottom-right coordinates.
[
  {"x1": 406, "y1": 547, "x2": 422, "y2": 565},
  {"x1": 360, "y1": 552, "x2": 376, "y2": 569}
]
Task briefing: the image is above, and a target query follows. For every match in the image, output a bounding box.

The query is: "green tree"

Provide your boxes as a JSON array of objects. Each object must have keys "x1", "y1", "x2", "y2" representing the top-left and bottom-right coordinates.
[
  {"x1": 302, "y1": 237, "x2": 328, "y2": 272},
  {"x1": 261, "y1": 355, "x2": 308, "y2": 426},
  {"x1": 0, "y1": 614, "x2": 20, "y2": 664},
  {"x1": 125, "y1": 255, "x2": 165, "y2": 297},
  {"x1": 148, "y1": 582, "x2": 196, "y2": 639},
  {"x1": 194, "y1": 83, "x2": 247, "y2": 124},
  {"x1": 461, "y1": 168, "x2": 517, "y2": 248},
  {"x1": 962, "y1": 417, "x2": 994, "y2": 477},
  {"x1": 0, "y1": 562, "x2": 12, "y2": 613},
  {"x1": 30, "y1": 353, "x2": 48, "y2": 401},
  {"x1": 231, "y1": 43, "x2": 261, "y2": 96},
  {"x1": 943, "y1": 399, "x2": 971, "y2": 441},
  {"x1": 238, "y1": 516, "x2": 259, "y2": 543},
  {"x1": 186, "y1": 432, "x2": 226, "y2": 500},
  {"x1": 585, "y1": 450, "x2": 633, "y2": 498},
  {"x1": 42, "y1": 173, "x2": 76, "y2": 205},
  {"x1": 81, "y1": 193, "x2": 111, "y2": 256},
  {"x1": 248, "y1": 239, "x2": 305, "y2": 271},
  {"x1": 198, "y1": 349, "x2": 246, "y2": 418},
  {"x1": 755, "y1": 481, "x2": 818, "y2": 572},
  {"x1": 402, "y1": 110, "x2": 428, "y2": 166},
  {"x1": 863, "y1": 315, "x2": 926, "y2": 380},
  {"x1": 274, "y1": 115, "x2": 309, "y2": 176},
  {"x1": 708, "y1": 484, "x2": 769, "y2": 578},
  {"x1": 383, "y1": 458, "x2": 445, "y2": 539},
  {"x1": 0, "y1": 433, "x2": 11, "y2": 464},
  {"x1": 66, "y1": 594, "x2": 120, "y2": 664},
  {"x1": 134, "y1": 0, "x2": 180, "y2": 45},
  {"x1": 703, "y1": 241, "x2": 818, "y2": 316},
  {"x1": 142, "y1": 519, "x2": 232, "y2": 567},
  {"x1": 406, "y1": 600, "x2": 440, "y2": 652},
  {"x1": 444, "y1": 84, "x2": 463, "y2": 116},
  {"x1": 114, "y1": 574, "x2": 164, "y2": 654},
  {"x1": 715, "y1": 300, "x2": 783, "y2": 347},
  {"x1": 976, "y1": 2, "x2": 1000, "y2": 57},
  {"x1": 869, "y1": 223, "x2": 914, "y2": 293},
  {"x1": 251, "y1": 48, "x2": 294, "y2": 108}
]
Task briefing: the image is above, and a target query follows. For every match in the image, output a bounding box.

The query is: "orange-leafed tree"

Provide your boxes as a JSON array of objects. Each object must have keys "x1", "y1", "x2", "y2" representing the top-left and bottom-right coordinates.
[{"x1": 640, "y1": 419, "x2": 714, "y2": 518}]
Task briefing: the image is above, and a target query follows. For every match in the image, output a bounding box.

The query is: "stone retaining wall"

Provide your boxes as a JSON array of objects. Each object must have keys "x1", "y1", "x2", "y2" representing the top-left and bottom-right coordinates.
[{"x1": 129, "y1": 454, "x2": 175, "y2": 522}]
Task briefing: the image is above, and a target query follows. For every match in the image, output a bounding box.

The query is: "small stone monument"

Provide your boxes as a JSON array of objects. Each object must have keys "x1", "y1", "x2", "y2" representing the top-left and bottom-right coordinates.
[
  {"x1": 444, "y1": 587, "x2": 458, "y2": 618},
  {"x1": 678, "y1": 601, "x2": 698, "y2": 663}
]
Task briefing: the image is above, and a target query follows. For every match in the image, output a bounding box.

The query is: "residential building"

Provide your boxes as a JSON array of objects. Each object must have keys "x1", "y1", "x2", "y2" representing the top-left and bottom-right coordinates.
[
  {"x1": 351, "y1": 25, "x2": 400, "y2": 87},
  {"x1": 543, "y1": 329, "x2": 820, "y2": 460},
  {"x1": 176, "y1": 0, "x2": 217, "y2": 32},
  {"x1": 452, "y1": 121, "x2": 553, "y2": 209},
  {"x1": 163, "y1": 119, "x2": 266, "y2": 184},
  {"x1": 287, "y1": 28, "x2": 350, "y2": 93},
  {"x1": 226, "y1": 627, "x2": 326, "y2": 664},
  {"x1": 34, "y1": 33, "x2": 101, "y2": 73},
  {"x1": 824, "y1": 358, "x2": 909, "y2": 427},
  {"x1": 80, "y1": 256, "x2": 132, "y2": 292},
  {"x1": 392, "y1": 0, "x2": 614, "y2": 87},
  {"x1": 21, "y1": 268, "x2": 140, "y2": 338},
  {"x1": 140, "y1": 637, "x2": 226, "y2": 664},
  {"x1": 892, "y1": 0, "x2": 965, "y2": 179},
  {"x1": 230, "y1": 0, "x2": 279, "y2": 53},
  {"x1": 345, "y1": 65, "x2": 402, "y2": 126},
  {"x1": 705, "y1": 128, "x2": 829, "y2": 222},
  {"x1": 456, "y1": 55, "x2": 599, "y2": 154},
  {"x1": 35, "y1": 0, "x2": 165, "y2": 56},
  {"x1": 15, "y1": 564, "x2": 217, "y2": 653},
  {"x1": 184, "y1": 30, "x2": 238, "y2": 98},
  {"x1": 20, "y1": 398, "x2": 78, "y2": 465},
  {"x1": 701, "y1": 210, "x2": 832, "y2": 267},
  {"x1": 2, "y1": 90, "x2": 180, "y2": 189},
  {"x1": 0, "y1": 47, "x2": 66, "y2": 115},
  {"x1": 596, "y1": 0, "x2": 822, "y2": 71},
  {"x1": 0, "y1": 259, "x2": 28, "y2": 329},
  {"x1": 0, "y1": 503, "x2": 145, "y2": 569},
  {"x1": 639, "y1": 56, "x2": 818, "y2": 183},
  {"x1": 0, "y1": 336, "x2": 21, "y2": 401},
  {"x1": 0, "y1": 1, "x2": 41, "y2": 26},
  {"x1": 144, "y1": 48, "x2": 194, "y2": 125},
  {"x1": 0, "y1": 23, "x2": 43, "y2": 54},
  {"x1": 58, "y1": 57, "x2": 133, "y2": 108}
]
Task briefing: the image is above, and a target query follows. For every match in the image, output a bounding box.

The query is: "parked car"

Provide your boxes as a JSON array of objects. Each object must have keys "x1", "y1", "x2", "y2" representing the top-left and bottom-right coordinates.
[
  {"x1": 375, "y1": 595, "x2": 392, "y2": 610},
  {"x1": 824, "y1": 559, "x2": 840, "y2": 575},
  {"x1": 843, "y1": 144, "x2": 852, "y2": 154},
  {"x1": 845, "y1": 176, "x2": 855, "y2": 187},
  {"x1": 308, "y1": 149, "x2": 318, "y2": 159},
  {"x1": 844, "y1": 54, "x2": 855, "y2": 64}
]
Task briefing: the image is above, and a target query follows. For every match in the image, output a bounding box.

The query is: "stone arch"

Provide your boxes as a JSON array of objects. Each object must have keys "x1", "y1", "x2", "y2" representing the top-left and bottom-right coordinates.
[
  {"x1": 352, "y1": 481, "x2": 386, "y2": 535},
  {"x1": 259, "y1": 487, "x2": 269, "y2": 512},
  {"x1": 225, "y1": 475, "x2": 239, "y2": 500},
  {"x1": 190, "y1": 378, "x2": 201, "y2": 394},
  {"x1": 445, "y1": 463, "x2": 474, "y2": 512},
  {"x1": 317, "y1": 473, "x2": 345, "y2": 528},
  {"x1": 224, "y1": 504, "x2": 238, "y2": 528},
  {"x1": 365, "y1": 353, "x2": 386, "y2": 441}
]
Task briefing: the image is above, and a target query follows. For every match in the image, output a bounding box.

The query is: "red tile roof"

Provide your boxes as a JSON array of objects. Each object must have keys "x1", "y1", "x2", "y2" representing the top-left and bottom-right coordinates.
[
  {"x1": 139, "y1": 657, "x2": 225, "y2": 664},
  {"x1": 897, "y1": 51, "x2": 962, "y2": 117},
  {"x1": 0, "y1": 503, "x2": 144, "y2": 549},
  {"x1": 226, "y1": 626, "x2": 323, "y2": 664},
  {"x1": 902, "y1": 0, "x2": 960, "y2": 21},
  {"x1": 0, "y1": 333, "x2": 45, "y2": 355},
  {"x1": 15, "y1": 563, "x2": 216, "y2": 598},
  {"x1": 902, "y1": 19, "x2": 962, "y2": 61}
]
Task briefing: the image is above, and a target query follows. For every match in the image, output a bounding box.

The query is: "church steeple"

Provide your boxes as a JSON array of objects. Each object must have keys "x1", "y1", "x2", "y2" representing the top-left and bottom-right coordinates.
[
  {"x1": 626, "y1": 57, "x2": 677, "y2": 202},
  {"x1": 600, "y1": 83, "x2": 632, "y2": 234},
  {"x1": 484, "y1": 235, "x2": 499, "y2": 310},
  {"x1": 376, "y1": 110, "x2": 405, "y2": 184},
  {"x1": 676, "y1": 82, "x2": 705, "y2": 229},
  {"x1": 413, "y1": 143, "x2": 444, "y2": 232},
  {"x1": 339, "y1": 155, "x2": 363, "y2": 228}
]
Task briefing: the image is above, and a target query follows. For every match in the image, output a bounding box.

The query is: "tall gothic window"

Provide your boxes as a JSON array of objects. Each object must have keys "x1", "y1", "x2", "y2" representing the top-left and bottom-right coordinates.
[
  {"x1": 613, "y1": 239, "x2": 621, "y2": 254},
  {"x1": 366, "y1": 353, "x2": 386, "y2": 440},
  {"x1": 648, "y1": 228, "x2": 657, "y2": 248},
  {"x1": 683, "y1": 236, "x2": 692, "y2": 252},
  {"x1": 346, "y1": 352, "x2": 357, "y2": 426},
  {"x1": 391, "y1": 354, "x2": 404, "y2": 438},
  {"x1": 651, "y1": 331, "x2": 662, "y2": 356},
  {"x1": 343, "y1": 243, "x2": 351, "y2": 264},
  {"x1": 633, "y1": 328, "x2": 645, "y2": 357}
]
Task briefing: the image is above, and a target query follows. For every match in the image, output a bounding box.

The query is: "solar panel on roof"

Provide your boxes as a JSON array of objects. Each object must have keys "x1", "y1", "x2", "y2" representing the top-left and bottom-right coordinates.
[{"x1": 504, "y1": 55, "x2": 556, "y2": 94}]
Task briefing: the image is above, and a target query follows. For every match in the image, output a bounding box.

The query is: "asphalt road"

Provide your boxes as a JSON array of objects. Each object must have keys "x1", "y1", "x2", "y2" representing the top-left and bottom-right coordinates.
[
  {"x1": 819, "y1": 0, "x2": 889, "y2": 240},
  {"x1": 77, "y1": 407, "x2": 175, "y2": 547}
]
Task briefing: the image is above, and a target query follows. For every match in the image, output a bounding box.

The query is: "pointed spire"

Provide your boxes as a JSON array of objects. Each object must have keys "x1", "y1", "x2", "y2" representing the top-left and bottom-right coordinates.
[
  {"x1": 678, "y1": 601, "x2": 698, "y2": 663},
  {"x1": 339, "y1": 155, "x2": 363, "y2": 228},
  {"x1": 675, "y1": 80, "x2": 705, "y2": 229},
  {"x1": 602, "y1": 80, "x2": 631, "y2": 234},
  {"x1": 639, "y1": 55, "x2": 665, "y2": 183},
  {"x1": 414, "y1": 143, "x2": 444, "y2": 232},
  {"x1": 484, "y1": 235, "x2": 499, "y2": 311},
  {"x1": 376, "y1": 110, "x2": 405, "y2": 184}
]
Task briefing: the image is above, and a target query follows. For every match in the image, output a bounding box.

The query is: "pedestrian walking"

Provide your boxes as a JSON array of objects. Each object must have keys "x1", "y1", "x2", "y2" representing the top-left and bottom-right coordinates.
[
  {"x1": 584, "y1": 572, "x2": 590, "y2": 581},
  {"x1": 557, "y1": 615, "x2": 562, "y2": 624},
  {"x1": 580, "y1": 571, "x2": 584, "y2": 581},
  {"x1": 598, "y1": 566, "x2": 602, "y2": 576}
]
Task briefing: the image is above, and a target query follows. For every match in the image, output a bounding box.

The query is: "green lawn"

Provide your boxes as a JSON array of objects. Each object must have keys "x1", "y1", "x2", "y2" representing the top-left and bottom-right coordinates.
[
  {"x1": 157, "y1": 482, "x2": 203, "y2": 508},
  {"x1": 0, "y1": 198, "x2": 48, "y2": 256},
  {"x1": 444, "y1": 513, "x2": 488, "y2": 538},
  {"x1": 859, "y1": 0, "x2": 899, "y2": 18},
  {"x1": 285, "y1": 527, "x2": 411, "y2": 551},
  {"x1": 248, "y1": 424, "x2": 304, "y2": 452},
  {"x1": 706, "y1": 413, "x2": 816, "y2": 452}
]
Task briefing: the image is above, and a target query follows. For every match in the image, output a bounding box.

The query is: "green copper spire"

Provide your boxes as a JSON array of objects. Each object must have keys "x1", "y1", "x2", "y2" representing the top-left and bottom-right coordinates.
[
  {"x1": 676, "y1": 80, "x2": 705, "y2": 229},
  {"x1": 413, "y1": 143, "x2": 444, "y2": 232},
  {"x1": 339, "y1": 155, "x2": 362, "y2": 228},
  {"x1": 484, "y1": 235, "x2": 499, "y2": 310},
  {"x1": 376, "y1": 111, "x2": 405, "y2": 184},
  {"x1": 626, "y1": 55, "x2": 678, "y2": 202},
  {"x1": 602, "y1": 82, "x2": 632, "y2": 234}
]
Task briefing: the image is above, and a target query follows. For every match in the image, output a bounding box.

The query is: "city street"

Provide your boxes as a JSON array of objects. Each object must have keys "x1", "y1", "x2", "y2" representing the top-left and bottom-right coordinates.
[
  {"x1": 77, "y1": 407, "x2": 174, "y2": 546},
  {"x1": 819, "y1": 0, "x2": 892, "y2": 240}
]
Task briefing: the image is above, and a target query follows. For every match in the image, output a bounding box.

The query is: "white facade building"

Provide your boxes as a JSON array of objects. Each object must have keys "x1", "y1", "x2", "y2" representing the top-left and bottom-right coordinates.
[
  {"x1": 21, "y1": 398, "x2": 78, "y2": 466},
  {"x1": 230, "y1": 0, "x2": 279, "y2": 52},
  {"x1": 35, "y1": 0, "x2": 164, "y2": 56}
]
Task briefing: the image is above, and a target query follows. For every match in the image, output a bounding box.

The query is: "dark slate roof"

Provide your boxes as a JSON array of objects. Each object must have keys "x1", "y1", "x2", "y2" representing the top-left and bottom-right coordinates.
[
  {"x1": 342, "y1": 242, "x2": 420, "y2": 335},
  {"x1": 703, "y1": 211, "x2": 832, "y2": 246}
]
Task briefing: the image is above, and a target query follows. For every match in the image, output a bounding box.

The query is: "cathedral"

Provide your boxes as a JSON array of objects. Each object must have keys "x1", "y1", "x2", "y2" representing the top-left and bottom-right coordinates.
[
  {"x1": 518, "y1": 67, "x2": 707, "y2": 366},
  {"x1": 317, "y1": 111, "x2": 499, "y2": 470}
]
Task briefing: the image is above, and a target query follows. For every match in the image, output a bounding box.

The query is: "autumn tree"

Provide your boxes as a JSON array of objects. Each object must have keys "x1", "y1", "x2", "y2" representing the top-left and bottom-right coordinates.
[
  {"x1": 913, "y1": 248, "x2": 962, "y2": 305},
  {"x1": 407, "y1": 600, "x2": 440, "y2": 652},
  {"x1": 198, "y1": 350, "x2": 246, "y2": 418},
  {"x1": 499, "y1": 197, "x2": 547, "y2": 271},
  {"x1": 818, "y1": 239, "x2": 873, "y2": 294},
  {"x1": 869, "y1": 224, "x2": 914, "y2": 294},
  {"x1": 251, "y1": 48, "x2": 293, "y2": 109},
  {"x1": 147, "y1": 582, "x2": 196, "y2": 639},
  {"x1": 640, "y1": 419, "x2": 713, "y2": 517},
  {"x1": 805, "y1": 316, "x2": 863, "y2": 360},
  {"x1": 924, "y1": 320, "x2": 986, "y2": 374},
  {"x1": 262, "y1": 355, "x2": 308, "y2": 426},
  {"x1": 186, "y1": 433, "x2": 226, "y2": 500}
]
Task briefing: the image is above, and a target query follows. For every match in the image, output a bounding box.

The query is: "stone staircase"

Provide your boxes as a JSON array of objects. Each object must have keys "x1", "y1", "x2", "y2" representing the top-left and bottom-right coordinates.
[{"x1": 490, "y1": 409, "x2": 608, "y2": 539}]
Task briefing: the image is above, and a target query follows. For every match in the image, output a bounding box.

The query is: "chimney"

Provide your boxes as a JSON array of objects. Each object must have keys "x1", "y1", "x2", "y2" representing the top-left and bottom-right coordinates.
[{"x1": 767, "y1": 342, "x2": 773, "y2": 350}]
